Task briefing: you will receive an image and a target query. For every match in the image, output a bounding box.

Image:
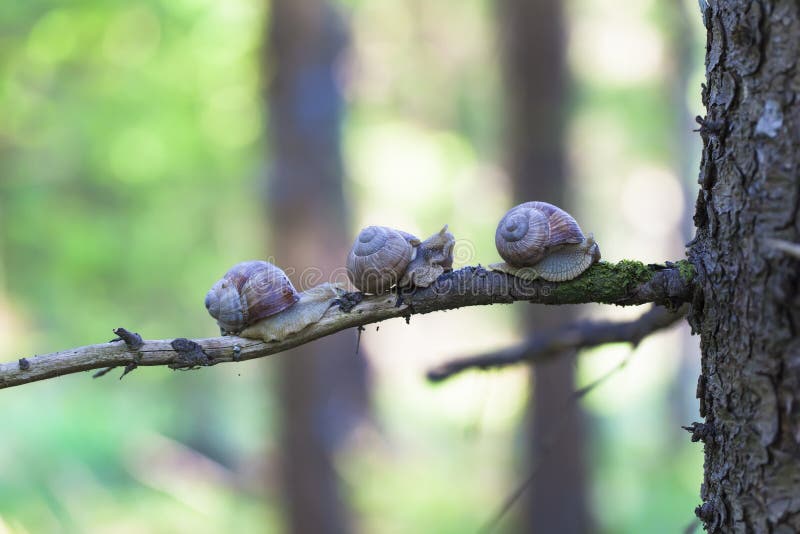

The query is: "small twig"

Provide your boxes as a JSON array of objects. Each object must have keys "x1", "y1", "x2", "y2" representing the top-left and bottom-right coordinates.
[
  {"x1": 119, "y1": 363, "x2": 138, "y2": 380},
  {"x1": 355, "y1": 326, "x2": 365, "y2": 354},
  {"x1": 96, "y1": 327, "x2": 146, "y2": 380},
  {"x1": 682, "y1": 421, "x2": 715, "y2": 443},
  {"x1": 110, "y1": 327, "x2": 144, "y2": 350},
  {"x1": 765, "y1": 238, "x2": 800, "y2": 259},
  {"x1": 428, "y1": 304, "x2": 688, "y2": 382},
  {"x1": 92, "y1": 367, "x2": 116, "y2": 379},
  {"x1": 570, "y1": 351, "x2": 632, "y2": 399}
]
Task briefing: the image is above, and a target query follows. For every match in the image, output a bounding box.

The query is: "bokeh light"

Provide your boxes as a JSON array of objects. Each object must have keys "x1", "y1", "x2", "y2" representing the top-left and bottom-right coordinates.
[{"x1": 1, "y1": 0, "x2": 707, "y2": 532}]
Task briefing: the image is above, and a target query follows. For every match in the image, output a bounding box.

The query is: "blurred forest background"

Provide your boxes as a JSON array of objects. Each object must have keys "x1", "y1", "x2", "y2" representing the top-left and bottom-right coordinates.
[{"x1": 1, "y1": 0, "x2": 706, "y2": 532}]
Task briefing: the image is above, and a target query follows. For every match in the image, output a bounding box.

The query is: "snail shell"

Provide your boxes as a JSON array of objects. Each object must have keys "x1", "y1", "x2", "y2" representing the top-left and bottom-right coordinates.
[
  {"x1": 491, "y1": 202, "x2": 601, "y2": 282},
  {"x1": 347, "y1": 226, "x2": 420, "y2": 294},
  {"x1": 205, "y1": 260, "x2": 300, "y2": 334}
]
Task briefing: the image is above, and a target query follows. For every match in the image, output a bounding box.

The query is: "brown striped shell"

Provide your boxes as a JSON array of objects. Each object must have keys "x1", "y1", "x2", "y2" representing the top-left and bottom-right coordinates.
[
  {"x1": 205, "y1": 260, "x2": 300, "y2": 333},
  {"x1": 347, "y1": 226, "x2": 419, "y2": 294},
  {"x1": 492, "y1": 202, "x2": 600, "y2": 281},
  {"x1": 495, "y1": 201, "x2": 585, "y2": 266}
]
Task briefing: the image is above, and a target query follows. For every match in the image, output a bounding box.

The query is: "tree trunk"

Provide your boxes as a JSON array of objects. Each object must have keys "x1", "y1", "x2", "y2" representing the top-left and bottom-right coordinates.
[
  {"x1": 497, "y1": 0, "x2": 591, "y2": 531},
  {"x1": 689, "y1": 1, "x2": 800, "y2": 531},
  {"x1": 265, "y1": 2, "x2": 368, "y2": 533}
]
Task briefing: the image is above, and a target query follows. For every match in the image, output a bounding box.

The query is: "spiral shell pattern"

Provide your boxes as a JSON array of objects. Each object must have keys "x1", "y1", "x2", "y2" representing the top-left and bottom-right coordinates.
[
  {"x1": 347, "y1": 226, "x2": 417, "y2": 294},
  {"x1": 495, "y1": 201, "x2": 585, "y2": 267},
  {"x1": 205, "y1": 260, "x2": 300, "y2": 333}
]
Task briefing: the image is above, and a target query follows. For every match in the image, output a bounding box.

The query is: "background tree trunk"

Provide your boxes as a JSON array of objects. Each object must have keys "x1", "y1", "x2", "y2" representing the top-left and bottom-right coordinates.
[
  {"x1": 497, "y1": 0, "x2": 592, "y2": 531},
  {"x1": 265, "y1": 2, "x2": 368, "y2": 532},
  {"x1": 689, "y1": 1, "x2": 800, "y2": 530}
]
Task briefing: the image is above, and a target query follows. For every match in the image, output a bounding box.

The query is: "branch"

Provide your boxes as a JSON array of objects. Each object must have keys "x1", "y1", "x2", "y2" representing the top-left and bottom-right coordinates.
[
  {"x1": 766, "y1": 238, "x2": 800, "y2": 259},
  {"x1": 0, "y1": 261, "x2": 693, "y2": 390},
  {"x1": 427, "y1": 303, "x2": 689, "y2": 382}
]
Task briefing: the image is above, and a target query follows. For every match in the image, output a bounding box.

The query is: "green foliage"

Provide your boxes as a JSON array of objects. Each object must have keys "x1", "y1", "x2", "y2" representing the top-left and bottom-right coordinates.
[
  {"x1": 0, "y1": 0, "x2": 265, "y2": 345},
  {"x1": 0, "y1": 1, "x2": 274, "y2": 531},
  {"x1": 0, "y1": 0, "x2": 704, "y2": 532}
]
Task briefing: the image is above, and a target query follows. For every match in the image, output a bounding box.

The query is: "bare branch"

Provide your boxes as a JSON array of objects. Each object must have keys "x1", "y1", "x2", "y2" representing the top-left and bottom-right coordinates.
[
  {"x1": 427, "y1": 303, "x2": 689, "y2": 382},
  {"x1": 766, "y1": 238, "x2": 800, "y2": 259},
  {"x1": 0, "y1": 261, "x2": 693, "y2": 390}
]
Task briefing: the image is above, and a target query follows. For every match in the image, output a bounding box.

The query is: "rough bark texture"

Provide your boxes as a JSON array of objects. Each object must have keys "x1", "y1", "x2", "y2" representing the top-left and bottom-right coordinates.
[
  {"x1": 497, "y1": 0, "x2": 591, "y2": 530},
  {"x1": 266, "y1": 2, "x2": 364, "y2": 532},
  {"x1": 689, "y1": 1, "x2": 800, "y2": 531}
]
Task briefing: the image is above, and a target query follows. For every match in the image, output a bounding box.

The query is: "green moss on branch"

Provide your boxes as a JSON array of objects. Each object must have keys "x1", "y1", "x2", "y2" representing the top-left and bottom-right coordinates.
[
  {"x1": 409, "y1": 260, "x2": 694, "y2": 312},
  {"x1": 548, "y1": 260, "x2": 655, "y2": 304}
]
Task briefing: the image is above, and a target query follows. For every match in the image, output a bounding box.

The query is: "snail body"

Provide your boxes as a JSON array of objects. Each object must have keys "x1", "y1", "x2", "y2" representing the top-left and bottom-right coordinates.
[
  {"x1": 347, "y1": 225, "x2": 455, "y2": 293},
  {"x1": 205, "y1": 260, "x2": 344, "y2": 341},
  {"x1": 239, "y1": 282, "x2": 345, "y2": 342},
  {"x1": 491, "y1": 202, "x2": 600, "y2": 282}
]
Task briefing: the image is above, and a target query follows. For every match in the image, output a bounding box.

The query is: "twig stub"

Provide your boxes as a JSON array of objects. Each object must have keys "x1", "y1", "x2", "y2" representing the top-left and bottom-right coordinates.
[
  {"x1": 336, "y1": 292, "x2": 364, "y2": 313},
  {"x1": 682, "y1": 421, "x2": 715, "y2": 443},
  {"x1": 170, "y1": 338, "x2": 211, "y2": 369},
  {"x1": 111, "y1": 327, "x2": 144, "y2": 351}
]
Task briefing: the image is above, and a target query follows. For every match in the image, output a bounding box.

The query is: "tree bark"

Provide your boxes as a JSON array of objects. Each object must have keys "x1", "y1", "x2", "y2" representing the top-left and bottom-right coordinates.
[
  {"x1": 497, "y1": 0, "x2": 592, "y2": 530},
  {"x1": 266, "y1": 2, "x2": 365, "y2": 532},
  {"x1": 689, "y1": 1, "x2": 800, "y2": 531}
]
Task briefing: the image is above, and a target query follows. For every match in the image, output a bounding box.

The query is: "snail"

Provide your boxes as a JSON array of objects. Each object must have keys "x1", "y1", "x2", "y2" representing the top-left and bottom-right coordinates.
[
  {"x1": 205, "y1": 260, "x2": 345, "y2": 341},
  {"x1": 490, "y1": 202, "x2": 601, "y2": 282},
  {"x1": 347, "y1": 225, "x2": 455, "y2": 293}
]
